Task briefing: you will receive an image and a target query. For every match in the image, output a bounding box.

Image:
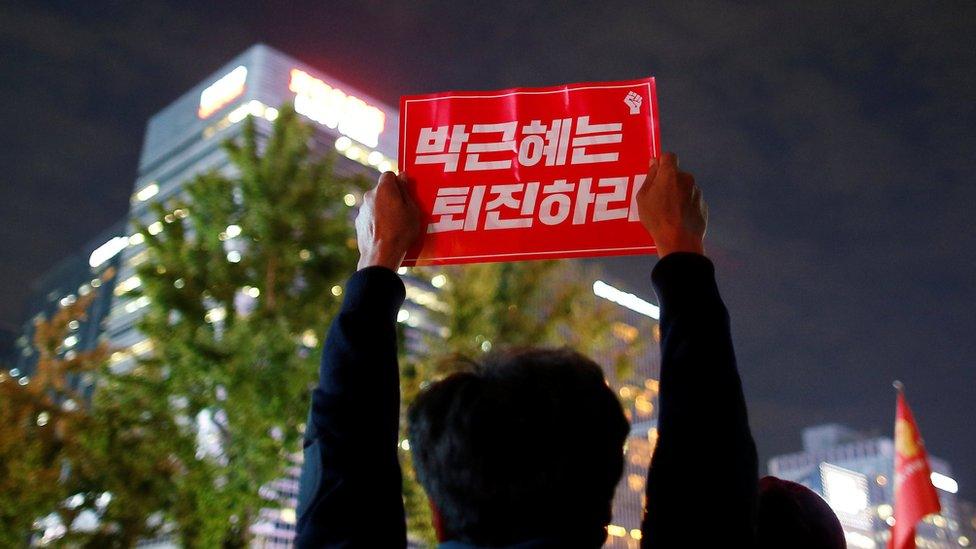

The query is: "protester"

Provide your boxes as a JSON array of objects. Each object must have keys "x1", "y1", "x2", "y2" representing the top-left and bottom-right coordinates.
[
  {"x1": 295, "y1": 153, "x2": 759, "y2": 547},
  {"x1": 756, "y1": 476, "x2": 846, "y2": 549}
]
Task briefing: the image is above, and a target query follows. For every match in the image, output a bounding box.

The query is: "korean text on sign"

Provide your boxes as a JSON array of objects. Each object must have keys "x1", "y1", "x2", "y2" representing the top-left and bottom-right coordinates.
[{"x1": 398, "y1": 78, "x2": 660, "y2": 265}]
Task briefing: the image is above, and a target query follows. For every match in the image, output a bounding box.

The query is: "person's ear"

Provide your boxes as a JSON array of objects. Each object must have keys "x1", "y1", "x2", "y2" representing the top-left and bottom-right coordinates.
[{"x1": 429, "y1": 497, "x2": 446, "y2": 542}]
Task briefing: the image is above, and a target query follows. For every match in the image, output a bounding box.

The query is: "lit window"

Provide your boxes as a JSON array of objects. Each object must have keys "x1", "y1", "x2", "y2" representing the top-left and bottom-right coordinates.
[
  {"x1": 89, "y1": 236, "x2": 129, "y2": 268},
  {"x1": 611, "y1": 321, "x2": 638, "y2": 343},
  {"x1": 135, "y1": 183, "x2": 159, "y2": 202},
  {"x1": 199, "y1": 65, "x2": 247, "y2": 119},
  {"x1": 115, "y1": 276, "x2": 142, "y2": 296}
]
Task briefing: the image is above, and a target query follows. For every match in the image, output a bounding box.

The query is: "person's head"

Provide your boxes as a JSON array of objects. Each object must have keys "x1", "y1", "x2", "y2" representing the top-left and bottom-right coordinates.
[
  {"x1": 757, "y1": 476, "x2": 846, "y2": 549},
  {"x1": 407, "y1": 348, "x2": 629, "y2": 546}
]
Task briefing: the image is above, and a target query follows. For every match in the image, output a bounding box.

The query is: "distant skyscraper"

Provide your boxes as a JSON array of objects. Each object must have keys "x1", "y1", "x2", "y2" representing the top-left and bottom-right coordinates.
[
  {"x1": 769, "y1": 423, "x2": 963, "y2": 548},
  {"x1": 8, "y1": 220, "x2": 126, "y2": 396}
]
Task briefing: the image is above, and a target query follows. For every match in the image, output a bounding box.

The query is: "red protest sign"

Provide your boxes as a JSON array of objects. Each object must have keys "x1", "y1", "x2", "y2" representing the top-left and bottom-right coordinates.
[{"x1": 398, "y1": 78, "x2": 660, "y2": 266}]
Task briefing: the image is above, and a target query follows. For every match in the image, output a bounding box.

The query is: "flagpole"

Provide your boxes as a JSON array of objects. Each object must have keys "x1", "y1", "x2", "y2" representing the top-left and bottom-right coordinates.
[{"x1": 893, "y1": 379, "x2": 904, "y2": 392}]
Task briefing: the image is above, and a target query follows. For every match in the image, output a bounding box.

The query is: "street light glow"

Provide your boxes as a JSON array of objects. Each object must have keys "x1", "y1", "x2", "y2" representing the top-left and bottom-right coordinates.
[{"x1": 592, "y1": 280, "x2": 659, "y2": 319}]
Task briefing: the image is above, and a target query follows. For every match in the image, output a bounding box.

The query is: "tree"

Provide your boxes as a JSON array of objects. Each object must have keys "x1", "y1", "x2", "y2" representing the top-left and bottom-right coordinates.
[
  {"x1": 0, "y1": 281, "x2": 177, "y2": 547},
  {"x1": 0, "y1": 294, "x2": 97, "y2": 547},
  {"x1": 128, "y1": 104, "x2": 368, "y2": 547},
  {"x1": 399, "y1": 260, "x2": 652, "y2": 543}
]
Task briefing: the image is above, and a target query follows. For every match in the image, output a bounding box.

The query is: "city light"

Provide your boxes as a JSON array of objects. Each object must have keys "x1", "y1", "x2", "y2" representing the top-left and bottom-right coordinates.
[
  {"x1": 198, "y1": 65, "x2": 247, "y2": 119},
  {"x1": 930, "y1": 472, "x2": 958, "y2": 494},
  {"x1": 821, "y1": 464, "x2": 869, "y2": 524},
  {"x1": 592, "y1": 280, "x2": 660, "y2": 319},
  {"x1": 334, "y1": 136, "x2": 352, "y2": 152},
  {"x1": 289, "y1": 68, "x2": 385, "y2": 147},
  {"x1": 115, "y1": 276, "x2": 141, "y2": 296},
  {"x1": 135, "y1": 183, "x2": 159, "y2": 202},
  {"x1": 430, "y1": 274, "x2": 447, "y2": 288},
  {"x1": 844, "y1": 531, "x2": 876, "y2": 548},
  {"x1": 89, "y1": 236, "x2": 129, "y2": 268}
]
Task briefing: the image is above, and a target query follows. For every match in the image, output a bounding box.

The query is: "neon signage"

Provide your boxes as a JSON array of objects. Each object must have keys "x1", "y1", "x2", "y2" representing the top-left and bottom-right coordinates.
[
  {"x1": 289, "y1": 69, "x2": 385, "y2": 148},
  {"x1": 198, "y1": 65, "x2": 247, "y2": 119}
]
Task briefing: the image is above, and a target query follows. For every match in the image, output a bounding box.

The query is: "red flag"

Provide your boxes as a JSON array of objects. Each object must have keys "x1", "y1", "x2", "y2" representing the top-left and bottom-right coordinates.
[{"x1": 888, "y1": 387, "x2": 941, "y2": 549}]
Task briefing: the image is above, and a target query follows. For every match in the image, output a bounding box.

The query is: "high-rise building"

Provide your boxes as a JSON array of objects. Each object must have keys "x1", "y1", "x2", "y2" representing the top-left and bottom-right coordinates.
[
  {"x1": 7, "y1": 220, "x2": 126, "y2": 396},
  {"x1": 769, "y1": 423, "x2": 964, "y2": 548},
  {"x1": 104, "y1": 43, "x2": 398, "y2": 377}
]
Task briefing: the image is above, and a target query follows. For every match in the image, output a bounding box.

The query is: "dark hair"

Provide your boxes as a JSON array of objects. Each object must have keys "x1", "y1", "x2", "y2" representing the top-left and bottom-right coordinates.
[
  {"x1": 757, "y1": 476, "x2": 846, "y2": 549},
  {"x1": 407, "y1": 348, "x2": 630, "y2": 546}
]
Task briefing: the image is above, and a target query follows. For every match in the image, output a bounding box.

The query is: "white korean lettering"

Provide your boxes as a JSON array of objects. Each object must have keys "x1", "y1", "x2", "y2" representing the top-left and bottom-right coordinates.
[
  {"x1": 571, "y1": 116, "x2": 623, "y2": 165},
  {"x1": 593, "y1": 177, "x2": 630, "y2": 222},
  {"x1": 518, "y1": 118, "x2": 571, "y2": 167},
  {"x1": 464, "y1": 122, "x2": 517, "y2": 171},
  {"x1": 416, "y1": 125, "x2": 470, "y2": 172},
  {"x1": 484, "y1": 183, "x2": 540, "y2": 229},
  {"x1": 538, "y1": 180, "x2": 575, "y2": 226},
  {"x1": 427, "y1": 186, "x2": 486, "y2": 233}
]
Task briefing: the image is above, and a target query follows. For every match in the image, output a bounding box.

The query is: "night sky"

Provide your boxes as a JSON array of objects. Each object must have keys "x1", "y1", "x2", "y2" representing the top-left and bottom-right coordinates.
[{"x1": 2, "y1": 2, "x2": 974, "y2": 499}]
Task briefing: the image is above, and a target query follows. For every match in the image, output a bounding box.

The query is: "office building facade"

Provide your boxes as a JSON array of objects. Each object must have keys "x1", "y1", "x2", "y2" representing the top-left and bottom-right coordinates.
[
  {"x1": 7, "y1": 220, "x2": 127, "y2": 396},
  {"x1": 769, "y1": 423, "x2": 964, "y2": 549}
]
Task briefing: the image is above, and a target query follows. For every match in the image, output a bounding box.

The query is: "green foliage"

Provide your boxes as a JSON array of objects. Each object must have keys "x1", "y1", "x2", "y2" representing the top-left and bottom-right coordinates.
[
  {"x1": 128, "y1": 104, "x2": 368, "y2": 547},
  {"x1": 398, "y1": 260, "x2": 649, "y2": 544},
  {"x1": 0, "y1": 285, "x2": 176, "y2": 547}
]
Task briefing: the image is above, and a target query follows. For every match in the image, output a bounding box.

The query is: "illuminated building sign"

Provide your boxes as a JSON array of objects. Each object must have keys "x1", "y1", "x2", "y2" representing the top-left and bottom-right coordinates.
[
  {"x1": 198, "y1": 65, "x2": 247, "y2": 119},
  {"x1": 820, "y1": 463, "x2": 871, "y2": 530},
  {"x1": 289, "y1": 69, "x2": 385, "y2": 148}
]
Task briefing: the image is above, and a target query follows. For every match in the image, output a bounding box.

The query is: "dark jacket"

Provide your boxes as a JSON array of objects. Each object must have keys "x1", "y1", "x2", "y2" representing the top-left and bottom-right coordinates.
[{"x1": 296, "y1": 253, "x2": 757, "y2": 548}]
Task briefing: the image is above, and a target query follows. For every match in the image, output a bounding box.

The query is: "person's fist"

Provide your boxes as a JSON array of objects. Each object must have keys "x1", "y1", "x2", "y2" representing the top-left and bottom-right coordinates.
[
  {"x1": 355, "y1": 171, "x2": 421, "y2": 271},
  {"x1": 635, "y1": 152, "x2": 708, "y2": 258}
]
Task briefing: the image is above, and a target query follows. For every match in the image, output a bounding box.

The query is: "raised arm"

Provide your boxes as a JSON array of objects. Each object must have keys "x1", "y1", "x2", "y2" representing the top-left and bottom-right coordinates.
[
  {"x1": 635, "y1": 154, "x2": 758, "y2": 547},
  {"x1": 295, "y1": 172, "x2": 420, "y2": 548}
]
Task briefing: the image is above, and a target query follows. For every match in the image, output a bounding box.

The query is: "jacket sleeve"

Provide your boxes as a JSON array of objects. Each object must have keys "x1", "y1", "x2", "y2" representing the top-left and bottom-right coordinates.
[
  {"x1": 640, "y1": 253, "x2": 758, "y2": 547},
  {"x1": 295, "y1": 266, "x2": 407, "y2": 548}
]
